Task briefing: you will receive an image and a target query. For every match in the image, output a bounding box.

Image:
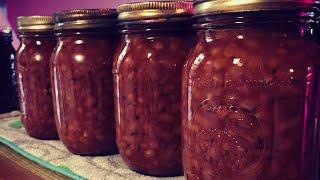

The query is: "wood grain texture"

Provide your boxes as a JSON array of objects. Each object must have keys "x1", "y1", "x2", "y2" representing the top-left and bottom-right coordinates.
[{"x1": 0, "y1": 144, "x2": 68, "y2": 180}]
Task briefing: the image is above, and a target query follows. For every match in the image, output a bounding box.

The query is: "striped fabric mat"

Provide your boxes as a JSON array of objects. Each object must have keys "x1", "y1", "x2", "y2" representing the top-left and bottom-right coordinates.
[{"x1": 0, "y1": 113, "x2": 183, "y2": 180}]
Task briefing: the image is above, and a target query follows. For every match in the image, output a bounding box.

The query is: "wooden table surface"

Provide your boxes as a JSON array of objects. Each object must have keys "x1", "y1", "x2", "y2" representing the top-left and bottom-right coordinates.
[{"x1": 0, "y1": 143, "x2": 68, "y2": 180}]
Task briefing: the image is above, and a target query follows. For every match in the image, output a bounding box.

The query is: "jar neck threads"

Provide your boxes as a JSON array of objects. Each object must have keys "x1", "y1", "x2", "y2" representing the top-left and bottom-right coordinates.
[
  {"x1": 54, "y1": 28, "x2": 117, "y2": 37},
  {"x1": 119, "y1": 18, "x2": 193, "y2": 34},
  {"x1": 18, "y1": 31, "x2": 54, "y2": 38},
  {"x1": 195, "y1": 10, "x2": 318, "y2": 39},
  {"x1": 195, "y1": 9, "x2": 317, "y2": 28}
]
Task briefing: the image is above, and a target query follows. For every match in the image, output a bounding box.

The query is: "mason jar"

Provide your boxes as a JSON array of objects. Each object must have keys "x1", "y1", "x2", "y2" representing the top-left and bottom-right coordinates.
[
  {"x1": 16, "y1": 16, "x2": 58, "y2": 139},
  {"x1": 114, "y1": 1, "x2": 194, "y2": 176},
  {"x1": 182, "y1": 0, "x2": 320, "y2": 179},
  {"x1": 51, "y1": 9, "x2": 119, "y2": 155}
]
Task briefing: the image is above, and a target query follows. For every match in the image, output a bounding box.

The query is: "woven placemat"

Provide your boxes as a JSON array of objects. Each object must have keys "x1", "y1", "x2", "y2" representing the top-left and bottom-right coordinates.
[{"x1": 0, "y1": 115, "x2": 183, "y2": 180}]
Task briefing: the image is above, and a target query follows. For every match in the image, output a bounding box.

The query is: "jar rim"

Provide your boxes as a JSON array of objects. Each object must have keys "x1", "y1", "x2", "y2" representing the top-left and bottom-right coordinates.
[
  {"x1": 194, "y1": 0, "x2": 320, "y2": 16},
  {"x1": 18, "y1": 30, "x2": 54, "y2": 38}
]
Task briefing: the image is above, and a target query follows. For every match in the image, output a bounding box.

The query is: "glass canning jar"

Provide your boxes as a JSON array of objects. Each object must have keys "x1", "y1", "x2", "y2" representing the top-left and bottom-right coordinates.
[
  {"x1": 182, "y1": 0, "x2": 320, "y2": 179},
  {"x1": 0, "y1": 27, "x2": 18, "y2": 113},
  {"x1": 16, "y1": 16, "x2": 58, "y2": 139},
  {"x1": 114, "y1": 1, "x2": 194, "y2": 176},
  {"x1": 51, "y1": 9, "x2": 119, "y2": 155}
]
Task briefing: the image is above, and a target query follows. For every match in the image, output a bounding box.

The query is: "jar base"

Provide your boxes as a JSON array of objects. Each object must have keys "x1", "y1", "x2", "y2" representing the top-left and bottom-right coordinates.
[
  {"x1": 65, "y1": 146, "x2": 119, "y2": 156},
  {"x1": 26, "y1": 132, "x2": 59, "y2": 140},
  {"x1": 126, "y1": 165, "x2": 183, "y2": 177}
]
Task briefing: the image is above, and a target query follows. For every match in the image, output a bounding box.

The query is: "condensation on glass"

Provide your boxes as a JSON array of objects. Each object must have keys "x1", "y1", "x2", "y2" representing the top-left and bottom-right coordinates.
[
  {"x1": 51, "y1": 9, "x2": 119, "y2": 155},
  {"x1": 16, "y1": 16, "x2": 58, "y2": 139},
  {"x1": 182, "y1": 1, "x2": 320, "y2": 179},
  {"x1": 114, "y1": 1, "x2": 195, "y2": 176}
]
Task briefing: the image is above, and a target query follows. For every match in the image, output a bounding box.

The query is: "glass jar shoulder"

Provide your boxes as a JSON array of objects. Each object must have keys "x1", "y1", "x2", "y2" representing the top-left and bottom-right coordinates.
[
  {"x1": 52, "y1": 35, "x2": 117, "y2": 84},
  {"x1": 53, "y1": 36, "x2": 116, "y2": 66},
  {"x1": 114, "y1": 33, "x2": 195, "y2": 75},
  {"x1": 184, "y1": 28, "x2": 320, "y2": 83},
  {"x1": 17, "y1": 38, "x2": 56, "y2": 66}
]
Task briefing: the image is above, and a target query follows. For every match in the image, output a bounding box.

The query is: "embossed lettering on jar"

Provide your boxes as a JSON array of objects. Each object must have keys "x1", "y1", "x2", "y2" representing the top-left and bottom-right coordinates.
[
  {"x1": 16, "y1": 16, "x2": 58, "y2": 139},
  {"x1": 182, "y1": 0, "x2": 320, "y2": 179},
  {"x1": 51, "y1": 9, "x2": 119, "y2": 155},
  {"x1": 114, "y1": 1, "x2": 195, "y2": 176}
]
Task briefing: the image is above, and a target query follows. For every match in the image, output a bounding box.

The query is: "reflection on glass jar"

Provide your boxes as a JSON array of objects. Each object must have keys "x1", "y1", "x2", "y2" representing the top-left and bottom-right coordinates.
[
  {"x1": 0, "y1": 27, "x2": 18, "y2": 113},
  {"x1": 182, "y1": 1, "x2": 320, "y2": 179},
  {"x1": 16, "y1": 16, "x2": 58, "y2": 139},
  {"x1": 114, "y1": 1, "x2": 195, "y2": 176},
  {"x1": 51, "y1": 9, "x2": 119, "y2": 155}
]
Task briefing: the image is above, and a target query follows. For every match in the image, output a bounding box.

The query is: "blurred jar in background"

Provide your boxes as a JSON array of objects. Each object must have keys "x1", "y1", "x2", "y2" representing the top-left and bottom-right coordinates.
[
  {"x1": 51, "y1": 9, "x2": 119, "y2": 155},
  {"x1": 16, "y1": 16, "x2": 58, "y2": 139},
  {"x1": 0, "y1": 27, "x2": 19, "y2": 113}
]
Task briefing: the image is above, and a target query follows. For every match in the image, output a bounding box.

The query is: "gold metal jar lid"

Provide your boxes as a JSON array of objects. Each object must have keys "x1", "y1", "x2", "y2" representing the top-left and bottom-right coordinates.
[
  {"x1": 194, "y1": 0, "x2": 320, "y2": 15},
  {"x1": 17, "y1": 16, "x2": 54, "y2": 32},
  {"x1": 54, "y1": 9, "x2": 117, "y2": 30},
  {"x1": 117, "y1": 1, "x2": 193, "y2": 21}
]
